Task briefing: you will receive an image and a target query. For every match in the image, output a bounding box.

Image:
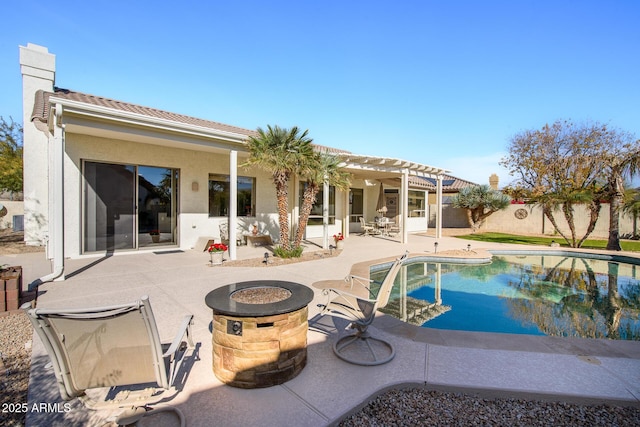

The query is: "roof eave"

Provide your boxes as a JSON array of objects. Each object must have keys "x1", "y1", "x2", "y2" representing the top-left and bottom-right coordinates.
[{"x1": 48, "y1": 96, "x2": 249, "y2": 145}]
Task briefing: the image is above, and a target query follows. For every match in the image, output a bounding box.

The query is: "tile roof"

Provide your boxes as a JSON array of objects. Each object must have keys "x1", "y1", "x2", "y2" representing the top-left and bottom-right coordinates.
[
  {"x1": 30, "y1": 88, "x2": 475, "y2": 187},
  {"x1": 31, "y1": 88, "x2": 353, "y2": 155},
  {"x1": 411, "y1": 175, "x2": 478, "y2": 191},
  {"x1": 33, "y1": 87, "x2": 260, "y2": 137}
]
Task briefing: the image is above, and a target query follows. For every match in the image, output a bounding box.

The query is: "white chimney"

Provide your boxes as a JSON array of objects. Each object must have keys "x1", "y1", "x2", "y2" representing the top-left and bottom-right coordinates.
[
  {"x1": 19, "y1": 43, "x2": 56, "y2": 245},
  {"x1": 20, "y1": 43, "x2": 55, "y2": 126}
]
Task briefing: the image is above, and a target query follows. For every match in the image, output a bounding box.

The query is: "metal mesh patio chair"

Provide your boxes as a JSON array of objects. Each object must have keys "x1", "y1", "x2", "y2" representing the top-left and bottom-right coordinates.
[
  {"x1": 318, "y1": 252, "x2": 407, "y2": 365},
  {"x1": 24, "y1": 296, "x2": 195, "y2": 426}
]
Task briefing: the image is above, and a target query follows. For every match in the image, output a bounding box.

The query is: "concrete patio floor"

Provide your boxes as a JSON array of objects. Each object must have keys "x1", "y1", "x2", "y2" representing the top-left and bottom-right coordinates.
[{"x1": 3, "y1": 232, "x2": 639, "y2": 426}]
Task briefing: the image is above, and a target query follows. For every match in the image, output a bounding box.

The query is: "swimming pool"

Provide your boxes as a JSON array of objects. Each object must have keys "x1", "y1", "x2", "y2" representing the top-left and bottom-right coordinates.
[{"x1": 371, "y1": 252, "x2": 640, "y2": 340}]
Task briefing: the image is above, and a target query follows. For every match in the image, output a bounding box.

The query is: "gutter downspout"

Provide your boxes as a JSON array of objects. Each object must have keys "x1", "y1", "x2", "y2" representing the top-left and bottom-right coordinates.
[{"x1": 30, "y1": 103, "x2": 65, "y2": 289}]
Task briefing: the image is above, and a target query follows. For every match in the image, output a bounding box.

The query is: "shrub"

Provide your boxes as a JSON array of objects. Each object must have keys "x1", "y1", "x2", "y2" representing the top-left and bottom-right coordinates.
[{"x1": 273, "y1": 245, "x2": 304, "y2": 258}]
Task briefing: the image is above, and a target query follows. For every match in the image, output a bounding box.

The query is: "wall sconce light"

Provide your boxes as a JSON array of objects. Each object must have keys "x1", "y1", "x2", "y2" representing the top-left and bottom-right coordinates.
[
  {"x1": 434, "y1": 242, "x2": 438, "y2": 253},
  {"x1": 192, "y1": 181, "x2": 199, "y2": 192}
]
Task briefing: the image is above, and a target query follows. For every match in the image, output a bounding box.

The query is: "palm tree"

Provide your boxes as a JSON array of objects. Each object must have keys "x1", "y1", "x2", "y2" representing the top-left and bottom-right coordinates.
[
  {"x1": 243, "y1": 125, "x2": 314, "y2": 250},
  {"x1": 604, "y1": 144, "x2": 640, "y2": 250},
  {"x1": 534, "y1": 187, "x2": 602, "y2": 248},
  {"x1": 622, "y1": 187, "x2": 640, "y2": 239},
  {"x1": 293, "y1": 153, "x2": 351, "y2": 248},
  {"x1": 450, "y1": 185, "x2": 511, "y2": 232}
]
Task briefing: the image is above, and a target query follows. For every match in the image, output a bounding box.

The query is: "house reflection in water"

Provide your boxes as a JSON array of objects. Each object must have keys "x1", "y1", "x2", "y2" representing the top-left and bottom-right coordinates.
[{"x1": 378, "y1": 263, "x2": 451, "y2": 326}]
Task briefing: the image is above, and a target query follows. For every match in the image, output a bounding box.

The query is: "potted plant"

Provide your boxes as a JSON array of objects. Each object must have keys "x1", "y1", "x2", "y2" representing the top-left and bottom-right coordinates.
[
  {"x1": 333, "y1": 233, "x2": 344, "y2": 250},
  {"x1": 208, "y1": 243, "x2": 228, "y2": 266},
  {"x1": 149, "y1": 229, "x2": 160, "y2": 243}
]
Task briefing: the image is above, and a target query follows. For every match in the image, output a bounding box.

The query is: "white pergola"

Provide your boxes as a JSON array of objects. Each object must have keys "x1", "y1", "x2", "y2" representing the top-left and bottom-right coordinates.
[{"x1": 332, "y1": 152, "x2": 449, "y2": 245}]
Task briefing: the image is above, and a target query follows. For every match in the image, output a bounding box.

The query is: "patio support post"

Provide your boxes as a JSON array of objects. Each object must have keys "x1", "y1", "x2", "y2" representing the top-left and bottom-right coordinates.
[
  {"x1": 322, "y1": 178, "x2": 329, "y2": 249},
  {"x1": 229, "y1": 150, "x2": 238, "y2": 260},
  {"x1": 343, "y1": 188, "x2": 349, "y2": 238},
  {"x1": 436, "y1": 174, "x2": 443, "y2": 239},
  {"x1": 401, "y1": 169, "x2": 409, "y2": 244}
]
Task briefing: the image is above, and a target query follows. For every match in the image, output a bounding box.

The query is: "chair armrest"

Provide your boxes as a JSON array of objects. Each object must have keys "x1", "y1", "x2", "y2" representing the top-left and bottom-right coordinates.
[
  {"x1": 163, "y1": 314, "x2": 194, "y2": 358},
  {"x1": 323, "y1": 287, "x2": 377, "y2": 304},
  {"x1": 346, "y1": 275, "x2": 374, "y2": 291}
]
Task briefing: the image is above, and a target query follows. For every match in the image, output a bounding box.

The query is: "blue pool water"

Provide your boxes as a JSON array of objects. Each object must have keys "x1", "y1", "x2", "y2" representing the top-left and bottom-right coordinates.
[{"x1": 372, "y1": 253, "x2": 640, "y2": 339}]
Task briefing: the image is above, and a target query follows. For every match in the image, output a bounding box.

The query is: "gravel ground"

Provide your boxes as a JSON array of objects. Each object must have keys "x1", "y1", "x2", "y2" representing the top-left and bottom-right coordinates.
[
  {"x1": 0, "y1": 311, "x2": 33, "y2": 427},
  {"x1": 339, "y1": 387, "x2": 640, "y2": 427}
]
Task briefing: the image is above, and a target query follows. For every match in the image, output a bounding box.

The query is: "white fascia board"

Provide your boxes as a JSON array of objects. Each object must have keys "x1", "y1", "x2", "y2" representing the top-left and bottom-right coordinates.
[
  {"x1": 337, "y1": 153, "x2": 449, "y2": 176},
  {"x1": 49, "y1": 96, "x2": 249, "y2": 146}
]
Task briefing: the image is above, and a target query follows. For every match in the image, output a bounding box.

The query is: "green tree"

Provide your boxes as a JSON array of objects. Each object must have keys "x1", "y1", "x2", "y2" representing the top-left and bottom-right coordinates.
[
  {"x1": 293, "y1": 152, "x2": 351, "y2": 248},
  {"x1": 0, "y1": 117, "x2": 23, "y2": 198},
  {"x1": 451, "y1": 185, "x2": 511, "y2": 231},
  {"x1": 243, "y1": 125, "x2": 314, "y2": 251}
]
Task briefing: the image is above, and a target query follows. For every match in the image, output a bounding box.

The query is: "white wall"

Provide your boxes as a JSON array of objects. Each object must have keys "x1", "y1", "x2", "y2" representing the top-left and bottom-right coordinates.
[
  {"x1": 64, "y1": 133, "x2": 280, "y2": 257},
  {"x1": 20, "y1": 44, "x2": 55, "y2": 246}
]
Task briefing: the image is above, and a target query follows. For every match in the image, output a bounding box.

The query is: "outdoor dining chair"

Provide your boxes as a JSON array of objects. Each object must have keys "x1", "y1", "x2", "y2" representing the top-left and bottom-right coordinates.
[
  {"x1": 23, "y1": 296, "x2": 195, "y2": 426},
  {"x1": 317, "y1": 252, "x2": 408, "y2": 365},
  {"x1": 359, "y1": 217, "x2": 377, "y2": 236}
]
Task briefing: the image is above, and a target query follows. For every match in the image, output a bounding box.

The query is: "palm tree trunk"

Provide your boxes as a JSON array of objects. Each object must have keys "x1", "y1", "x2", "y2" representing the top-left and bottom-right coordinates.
[
  {"x1": 542, "y1": 206, "x2": 571, "y2": 246},
  {"x1": 607, "y1": 174, "x2": 624, "y2": 251},
  {"x1": 274, "y1": 174, "x2": 290, "y2": 250},
  {"x1": 294, "y1": 185, "x2": 318, "y2": 247},
  {"x1": 578, "y1": 199, "x2": 602, "y2": 248},
  {"x1": 561, "y1": 202, "x2": 578, "y2": 247}
]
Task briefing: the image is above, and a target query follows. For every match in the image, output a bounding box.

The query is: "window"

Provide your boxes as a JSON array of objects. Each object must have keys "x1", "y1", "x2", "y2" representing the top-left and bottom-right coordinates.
[
  {"x1": 299, "y1": 182, "x2": 335, "y2": 225},
  {"x1": 349, "y1": 188, "x2": 363, "y2": 222},
  {"x1": 209, "y1": 174, "x2": 256, "y2": 217},
  {"x1": 408, "y1": 190, "x2": 426, "y2": 217}
]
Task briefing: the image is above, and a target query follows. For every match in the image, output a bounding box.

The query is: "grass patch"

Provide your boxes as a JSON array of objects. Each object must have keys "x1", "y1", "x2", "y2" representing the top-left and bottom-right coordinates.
[{"x1": 456, "y1": 232, "x2": 640, "y2": 252}]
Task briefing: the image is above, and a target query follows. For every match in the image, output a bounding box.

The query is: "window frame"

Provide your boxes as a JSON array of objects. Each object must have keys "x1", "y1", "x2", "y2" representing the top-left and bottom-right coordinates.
[{"x1": 208, "y1": 174, "x2": 256, "y2": 217}]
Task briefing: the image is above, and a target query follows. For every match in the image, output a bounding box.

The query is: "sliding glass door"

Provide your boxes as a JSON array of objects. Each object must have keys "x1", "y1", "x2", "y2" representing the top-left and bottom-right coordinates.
[
  {"x1": 137, "y1": 166, "x2": 178, "y2": 248},
  {"x1": 83, "y1": 161, "x2": 178, "y2": 253}
]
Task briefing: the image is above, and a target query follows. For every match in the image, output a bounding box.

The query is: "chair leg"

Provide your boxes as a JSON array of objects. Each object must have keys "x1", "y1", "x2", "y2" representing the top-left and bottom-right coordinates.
[{"x1": 332, "y1": 328, "x2": 395, "y2": 366}]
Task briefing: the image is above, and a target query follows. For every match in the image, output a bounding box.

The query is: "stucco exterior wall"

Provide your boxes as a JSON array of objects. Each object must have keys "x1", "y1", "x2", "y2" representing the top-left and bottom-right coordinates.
[
  {"x1": 20, "y1": 44, "x2": 55, "y2": 246},
  {"x1": 0, "y1": 201, "x2": 24, "y2": 230},
  {"x1": 435, "y1": 203, "x2": 637, "y2": 239},
  {"x1": 63, "y1": 133, "x2": 282, "y2": 257},
  {"x1": 429, "y1": 204, "x2": 469, "y2": 228},
  {"x1": 480, "y1": 203, "x2": 636, "y2": 239}
]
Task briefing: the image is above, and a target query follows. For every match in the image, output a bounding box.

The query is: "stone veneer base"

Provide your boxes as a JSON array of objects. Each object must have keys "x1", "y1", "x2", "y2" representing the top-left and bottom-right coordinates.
[{"x1": 212, "y1": 306, "x2": 308, "y2": 388}]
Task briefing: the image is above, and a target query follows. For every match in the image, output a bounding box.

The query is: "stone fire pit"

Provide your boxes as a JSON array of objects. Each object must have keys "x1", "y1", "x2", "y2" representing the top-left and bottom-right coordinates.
[{"x1": 205, "y1": 280, "x2": 314, "y2": 388}]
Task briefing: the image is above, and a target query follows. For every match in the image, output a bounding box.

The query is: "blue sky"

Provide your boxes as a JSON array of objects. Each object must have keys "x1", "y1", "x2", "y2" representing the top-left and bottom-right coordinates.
[{"x1": 2, "y1": 1, "x2": 639, "y2": 187}]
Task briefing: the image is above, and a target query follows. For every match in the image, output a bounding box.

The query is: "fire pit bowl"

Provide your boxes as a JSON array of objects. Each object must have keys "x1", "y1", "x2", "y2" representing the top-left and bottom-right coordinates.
[{"x1": 205, "y1": 280, "x2": 314, "y2": 388}]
